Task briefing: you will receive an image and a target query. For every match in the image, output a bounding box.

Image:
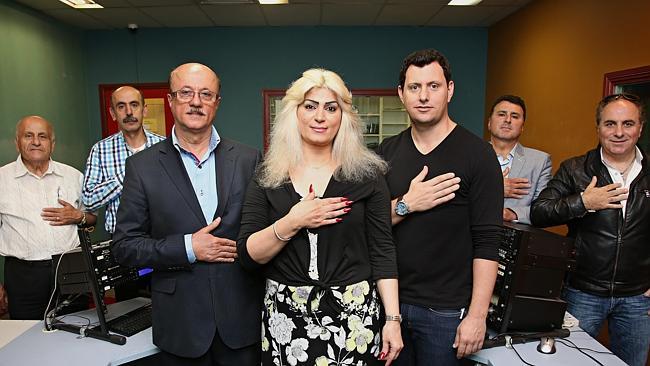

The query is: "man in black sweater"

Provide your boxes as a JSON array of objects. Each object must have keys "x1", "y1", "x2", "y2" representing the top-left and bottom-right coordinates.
[{"x1": 377, "y1": 49, "x2": 503, "y2": 366}]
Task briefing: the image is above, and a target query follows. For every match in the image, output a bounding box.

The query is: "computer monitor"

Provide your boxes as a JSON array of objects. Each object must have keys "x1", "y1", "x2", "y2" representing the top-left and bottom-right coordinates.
[
  {"x1": 46, "y1": 229, "x2": 152, "y2": 345},
  {"x1": 487, "y1": 222, "x2": 575, "y2": 333},
  {"x1": 54, "y1": 239, "x2": 152, "y2": 297}
]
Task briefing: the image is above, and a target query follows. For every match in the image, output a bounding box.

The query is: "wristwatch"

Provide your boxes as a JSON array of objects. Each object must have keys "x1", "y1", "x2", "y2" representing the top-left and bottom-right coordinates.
[
  {"x1": 395, "y1": 196, "x2": 410, "y2": 216},
  {"x1": 77, "y1": 211, "x2": 87, "y2": 227}
]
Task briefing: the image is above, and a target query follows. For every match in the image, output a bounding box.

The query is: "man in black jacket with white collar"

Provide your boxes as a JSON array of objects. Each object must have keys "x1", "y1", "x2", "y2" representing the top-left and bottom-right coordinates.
[{"x1": 531, "y1": 93, "x2": 649, "y2": 366}]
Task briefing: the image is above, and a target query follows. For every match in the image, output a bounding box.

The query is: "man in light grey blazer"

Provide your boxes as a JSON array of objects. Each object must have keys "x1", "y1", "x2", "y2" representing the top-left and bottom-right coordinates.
[{"x1": 488, "y1": 95, "x2": 552, "y2": 224}]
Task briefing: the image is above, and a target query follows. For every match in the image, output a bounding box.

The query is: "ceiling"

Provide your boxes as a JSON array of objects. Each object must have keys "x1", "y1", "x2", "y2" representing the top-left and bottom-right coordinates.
[{"x1": 14, "y1": 0, "x2": 533, "y2": 30}]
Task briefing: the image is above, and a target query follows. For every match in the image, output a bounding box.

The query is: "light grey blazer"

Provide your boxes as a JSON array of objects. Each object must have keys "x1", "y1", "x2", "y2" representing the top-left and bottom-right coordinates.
[{"x1": 504, "y1": 143, "x2": 552, "y2": 224}]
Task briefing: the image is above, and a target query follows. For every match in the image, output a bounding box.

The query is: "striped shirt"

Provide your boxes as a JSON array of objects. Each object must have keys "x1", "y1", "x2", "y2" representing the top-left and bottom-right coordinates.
[
  {"x1": 82, "y1": 130, "x2": 165, "y2": 233},
  {"x1": 0, "y1": 157, "x2": 87, "y2": 260}
]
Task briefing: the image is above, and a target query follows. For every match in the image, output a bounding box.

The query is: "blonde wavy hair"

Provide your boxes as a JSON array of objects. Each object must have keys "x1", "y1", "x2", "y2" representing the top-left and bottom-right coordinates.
[{"x1": 258, "y1": 68, "x2": 387, "y2": 188}]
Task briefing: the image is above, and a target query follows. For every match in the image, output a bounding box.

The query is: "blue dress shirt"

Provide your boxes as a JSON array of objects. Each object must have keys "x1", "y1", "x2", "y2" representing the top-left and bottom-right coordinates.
[{"x1": 171, "y1": 125, "x2": 220, "y2": 263}]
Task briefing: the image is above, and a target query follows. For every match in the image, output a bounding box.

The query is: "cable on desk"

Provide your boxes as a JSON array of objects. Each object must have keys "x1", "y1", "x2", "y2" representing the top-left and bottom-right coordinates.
[
  {"x1": 55, "y1": 314, "x2": 92, "y2": 327},
  {"x1": 555, "y1": 339, "x2": 613, "y2": 355},
  {"x1": 555, "y1": 339, "x2": 607, "y2": 366},
  {"x1": 507, "y1": 337, "x2": 535, "y2": 366},
  {"x1": 43, "y1": 247, "x2": 78, "y2": 331}
]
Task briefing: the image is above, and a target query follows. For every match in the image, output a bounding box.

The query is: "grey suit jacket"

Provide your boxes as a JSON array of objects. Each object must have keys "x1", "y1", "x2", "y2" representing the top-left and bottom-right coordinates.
[{"x1": 504, "y1": 143, "x2": 552, "y2": 224}]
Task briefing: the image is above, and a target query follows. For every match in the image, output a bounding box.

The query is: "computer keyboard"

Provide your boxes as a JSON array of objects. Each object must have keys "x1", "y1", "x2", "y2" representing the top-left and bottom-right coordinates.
[{"x1": 105, "y1": 304, "x2": 152, "y2": 337}]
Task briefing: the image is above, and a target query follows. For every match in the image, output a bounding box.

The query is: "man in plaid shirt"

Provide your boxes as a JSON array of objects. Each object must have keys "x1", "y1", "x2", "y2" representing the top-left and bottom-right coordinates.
[{"x1": 82, "y1": 86, "x2": 165, "y2": 234}]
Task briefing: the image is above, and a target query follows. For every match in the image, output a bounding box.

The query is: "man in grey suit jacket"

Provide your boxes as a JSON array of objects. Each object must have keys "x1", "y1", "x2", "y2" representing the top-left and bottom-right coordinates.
[
  {"x1": 112, "y1": 63, "x2": 262, "y2": 365},
  {"x1": 488, "y1": 95, "x2": 552, "y2": 224}
]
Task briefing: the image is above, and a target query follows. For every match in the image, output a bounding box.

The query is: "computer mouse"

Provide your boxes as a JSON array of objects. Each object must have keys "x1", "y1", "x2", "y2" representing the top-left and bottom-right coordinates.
[{"x1": 537, "y1": 337, "x2": 556, "y2": 354}]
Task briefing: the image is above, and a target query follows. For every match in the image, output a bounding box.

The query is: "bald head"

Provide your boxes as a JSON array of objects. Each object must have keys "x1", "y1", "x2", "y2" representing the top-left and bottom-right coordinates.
[
  {"x1": 15, "y1": 115, "x2": 55, "y2": 167},
  {"x1": 16, "y1": 115, "x2": 54, "y2": 141},
  {"x1": 169, "y1": 63, "x2": 220, "y2": 93},
  {"x1": 111, "y1": 86, "x2": 144, "y2": 108},
  {"x1": 110, "y1": 86, "x2": 147, "y2": 134}
]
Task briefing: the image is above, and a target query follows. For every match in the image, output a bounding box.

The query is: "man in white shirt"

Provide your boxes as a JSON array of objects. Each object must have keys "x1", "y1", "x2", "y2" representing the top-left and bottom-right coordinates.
[
  {"x1": 487, "y1": 95, "x2": 552, "y2": 224},
  {"x1": 0, "y1": 116, "x2": 96, "y2": 319}
]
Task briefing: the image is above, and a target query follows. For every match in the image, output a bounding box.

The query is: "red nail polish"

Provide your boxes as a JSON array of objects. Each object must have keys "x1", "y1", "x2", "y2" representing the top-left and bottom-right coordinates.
[
  {"x1": 343, "y1": 208, "x2": 351, "y2": 213},
  {"x1": 345, "y1": 200, "x2": 354, "y2": 206},
  {"x1": 336, "y1": 218, "x2": 343, "y2": 223},
  {"x1": 309, "y1": 184, "x2": 313, "y2": 193},
  {"x1": 379, "y1": 352, "x2": 386, "y2": 360}
]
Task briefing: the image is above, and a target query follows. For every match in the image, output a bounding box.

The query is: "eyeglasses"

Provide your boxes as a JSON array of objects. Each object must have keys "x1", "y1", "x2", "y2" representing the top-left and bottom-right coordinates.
[{"x1": 170, "y1": 88, "x2": 219, "y2": 103}]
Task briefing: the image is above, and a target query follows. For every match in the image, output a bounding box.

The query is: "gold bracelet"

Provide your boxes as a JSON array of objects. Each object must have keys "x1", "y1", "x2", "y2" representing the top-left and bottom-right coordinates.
[
  {"x1": 272, "y1": 221, "x2": 291, "y2": 242},
  {"x1": 385, "y1": 314, "x2": 402, "y2": 322}
]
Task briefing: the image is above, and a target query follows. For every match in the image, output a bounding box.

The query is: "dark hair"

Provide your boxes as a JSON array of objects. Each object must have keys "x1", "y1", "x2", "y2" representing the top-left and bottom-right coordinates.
[
  {"x1": 398, "y1": 49, "x2": 452, "y2": 88},
  {"x1": 596, "y1": 93, "x2": 646, "y2": 125},
  {"x1": 490, "y1": 95, "x2": 527, "y2": 120}
]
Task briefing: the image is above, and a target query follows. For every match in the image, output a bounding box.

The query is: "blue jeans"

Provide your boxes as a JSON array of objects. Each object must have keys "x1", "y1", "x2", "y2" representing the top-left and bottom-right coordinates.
[
  {"x1": 394, "y1": 302, "x2": 464, "y2": 366},
  {"x1": 563, "y1": 286, "x2": 650, "y2": 366}
]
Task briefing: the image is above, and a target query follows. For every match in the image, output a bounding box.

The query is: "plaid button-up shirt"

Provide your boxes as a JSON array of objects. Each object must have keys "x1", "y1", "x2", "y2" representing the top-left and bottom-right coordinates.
[{"x1": 82, "y1": 129, "x2": 165, "y2": 233}]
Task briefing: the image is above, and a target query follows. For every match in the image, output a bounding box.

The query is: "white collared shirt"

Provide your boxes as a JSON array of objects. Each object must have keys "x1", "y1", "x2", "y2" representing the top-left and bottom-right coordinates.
[
  {"x1": 600, "y1": 146, "x2": 643, "y2": 219},
  {"x1": 0, "y1": 156, "x2": 86, "y2": 260}
]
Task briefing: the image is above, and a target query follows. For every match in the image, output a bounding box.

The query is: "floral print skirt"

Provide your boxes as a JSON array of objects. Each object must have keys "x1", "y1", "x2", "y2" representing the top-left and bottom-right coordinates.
[{"x1": 262, "y1": 278, "x2": 382, "y2": 366}]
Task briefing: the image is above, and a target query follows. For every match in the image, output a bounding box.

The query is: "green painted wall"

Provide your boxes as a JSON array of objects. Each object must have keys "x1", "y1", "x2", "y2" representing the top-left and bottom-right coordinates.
[
  {"x1": 0, "y1": 0, "x2": 89, "y2": 168},
  {"x1": 0, "y1": 0, "x2": 89, "y2": 282},
  {"x1": 84, "y1": 27, "x2": 489, "y2": 148}
]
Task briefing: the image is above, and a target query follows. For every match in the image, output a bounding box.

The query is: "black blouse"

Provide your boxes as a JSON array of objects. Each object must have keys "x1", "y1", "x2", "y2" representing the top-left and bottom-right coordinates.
[{"x1": 237, "y1": 173, "x2": 398, "y2": 287}]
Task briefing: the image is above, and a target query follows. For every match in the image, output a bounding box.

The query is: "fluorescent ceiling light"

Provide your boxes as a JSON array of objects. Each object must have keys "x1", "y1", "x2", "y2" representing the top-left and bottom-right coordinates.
[
  {"x1": 259, "y1": 0, "x2": 288, "y2": 4},
  {"x1": 448, "y1": 0, "x2": 482, "y2": 5},
  {"x1": 59, "y1": 0, "x2": 103, "y2": 8}
]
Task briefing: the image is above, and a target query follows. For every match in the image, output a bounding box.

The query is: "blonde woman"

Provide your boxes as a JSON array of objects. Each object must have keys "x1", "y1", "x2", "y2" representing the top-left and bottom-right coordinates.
[{"x1": 237, "y1": 69, "x2": 402, "y2": 365}]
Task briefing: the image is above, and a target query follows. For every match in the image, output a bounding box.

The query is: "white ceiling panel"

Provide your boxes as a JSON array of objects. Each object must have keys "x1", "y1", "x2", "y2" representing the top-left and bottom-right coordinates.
[
  {"x1": 95, "y1": 0, "x2": 135, "y2": 8},
  {"x1": 43, "y1": 8, "x2": 112, "y2": 29},
  {"x1": 321, "y1": 3, "x2": 382, "y2": 26},
  {"x1": 477, "y1": 5, "x2": 522, "y2": 26},
  {"x1": 15, "y1": 0, "x2": 533, "y2": 28},
  {"x1": 480, "y1": 0, "x2": 520, "y2": 5},
  {"x1": 428, "y1": 5, "x2": 496, "y2": 27},
  {"x1": 384, "y1": 0, "x2": 447, "y2": 4},
  {"x1": 302, "y1": 0, "x2": 386, "y2": 3},
  {"x1": 80, "y1": 7, "x2": 162, "y2": 28},
  {"x1": 201, "y1": 4, "x2": 266, "y2": 26},
  {"x1": 375, "y1": 3, "x2": 444, "y2": 25},
  {"x1": 262, "y1": 3, "x2": 320, "y2": 26},
  {"x1": 15, "y1": 0, "x2": 68, "y2": 10},
  {"x1": 128, "y1": 0, "x2": 195, "y2": 5},
  {"x1": 140, "y1": 5, "x2": 214, "y2": 27}
]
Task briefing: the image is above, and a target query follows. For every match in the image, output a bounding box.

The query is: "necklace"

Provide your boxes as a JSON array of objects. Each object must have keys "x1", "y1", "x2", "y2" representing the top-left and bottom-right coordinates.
[
  {"x1": 618, "y1": 155, "x2": 636, "y2": 175},
  {"x1": 620, "y1": 162, "x2": 633, "y2": 176},
  {"x1": 616, "y1": 156, "x2": 637, "y2": 185}
]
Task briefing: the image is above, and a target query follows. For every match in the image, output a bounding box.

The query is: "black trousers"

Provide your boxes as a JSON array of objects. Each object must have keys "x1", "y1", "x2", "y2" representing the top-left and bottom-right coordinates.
[
  {"x1": 4, "y1": 256, "x2": 53, "y2": 320},
  {"x1": 141, "y1": 332, "x2": 260, "y2": 366}
]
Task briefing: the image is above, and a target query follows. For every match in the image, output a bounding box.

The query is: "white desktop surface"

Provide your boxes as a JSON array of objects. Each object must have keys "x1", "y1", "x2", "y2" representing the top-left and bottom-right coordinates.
[
  {"x1": 0, "y1": 298, "x2": 159, "y2": 366},
  {"x1": 0, "y1": 320, "x2": 39, "y2": 349},
  {"x1": 469, "y1": 327, "x2": 627, "y2": 366}
]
